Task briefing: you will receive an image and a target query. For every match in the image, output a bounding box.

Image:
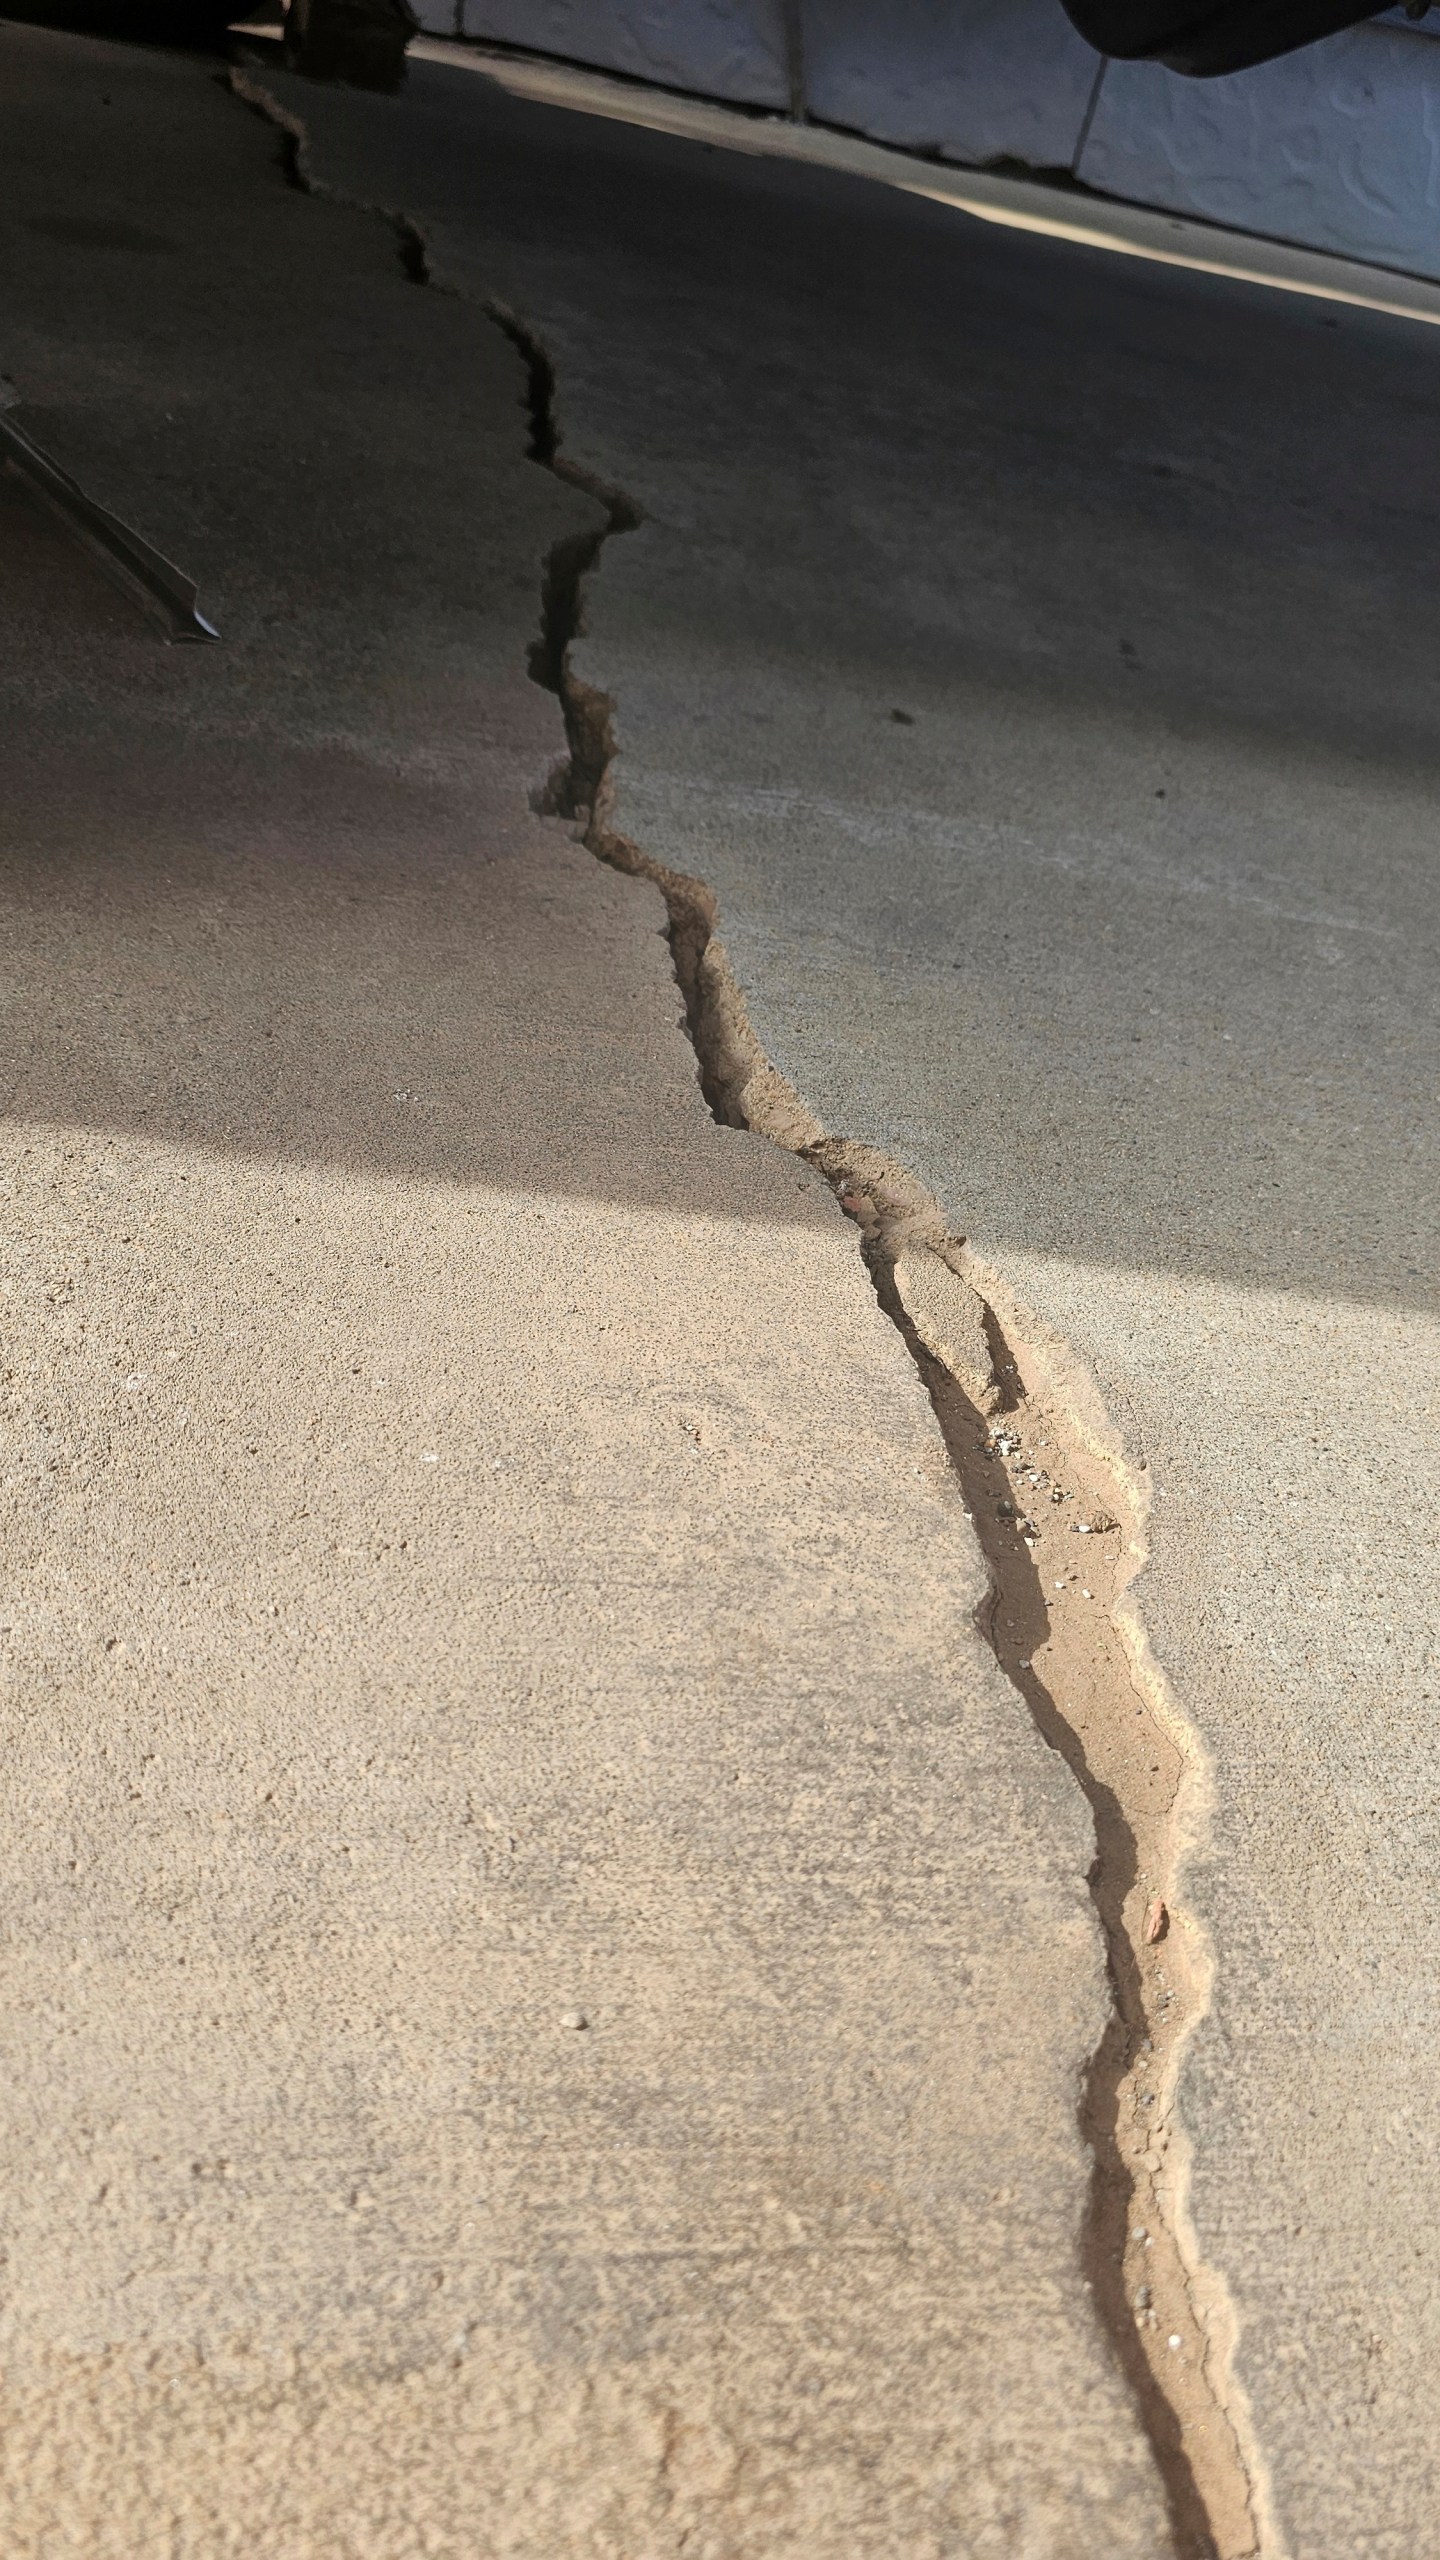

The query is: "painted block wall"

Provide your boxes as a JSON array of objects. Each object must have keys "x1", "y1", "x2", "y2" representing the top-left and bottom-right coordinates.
[
  {"x1": 795, "y1": 0, "x2": 1100, "y2": 172},
  {"x1": 459, "y1": 0, "x2": 792, "y2": 106},
  {"x1": 1077, "y1": 20, "x2": 1440, "y2": 281},
  {"x1": 447, "y1": 0, "x2": 1440, "y2": 283}
]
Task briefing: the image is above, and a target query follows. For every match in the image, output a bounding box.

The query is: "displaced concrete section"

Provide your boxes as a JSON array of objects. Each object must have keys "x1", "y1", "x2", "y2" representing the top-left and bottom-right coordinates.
[
  {"x1": 270, "y1": 52, "x2": 1440, "y2": 2560},
  {"x1": 0, "y1": 28, "x2": 1168, "y2": 2556}
]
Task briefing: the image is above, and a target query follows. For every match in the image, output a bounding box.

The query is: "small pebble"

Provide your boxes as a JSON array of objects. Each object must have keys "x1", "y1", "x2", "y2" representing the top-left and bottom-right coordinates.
[
  {"x1": 560, "y1": 2007, "x2": 589, "y2": 2031},
  {"x1": 1168, "y1": 2334, "x2": 1182, "y2": 2353},
  {"x1": 1144, "y1": 1898, "x2": 1169, "y2": 1945}
]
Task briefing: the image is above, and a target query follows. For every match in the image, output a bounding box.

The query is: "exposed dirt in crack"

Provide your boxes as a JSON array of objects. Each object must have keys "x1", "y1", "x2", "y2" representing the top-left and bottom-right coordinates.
[
  {"x1": 507, "y1": 357, "x2": 1278, "y2": 2560},
  {"x1": 225, "y1": 62, "x2": 1278, "y2": 2560}
]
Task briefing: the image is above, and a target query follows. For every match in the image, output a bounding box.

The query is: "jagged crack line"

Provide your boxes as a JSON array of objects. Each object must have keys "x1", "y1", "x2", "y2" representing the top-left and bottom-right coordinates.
[
  {"x1": 229, "y1": 63, "x2": 431, "y2": 283},
  {"x1": 505, "y1": 330, "x2": 1273, "y2": 2560},
  {"x1": 223, "y1": 65, "x2": 1276, "y2": 2560}
]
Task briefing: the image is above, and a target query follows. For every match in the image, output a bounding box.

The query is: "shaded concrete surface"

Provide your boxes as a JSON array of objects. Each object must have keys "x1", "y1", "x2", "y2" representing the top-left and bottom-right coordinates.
[
  {"x1": 273, "y1": 59, "x2": 1440, "y2": 2560},
  {"x1": 0, "y1": 27, "x2": 1169, "y2": 2557}
]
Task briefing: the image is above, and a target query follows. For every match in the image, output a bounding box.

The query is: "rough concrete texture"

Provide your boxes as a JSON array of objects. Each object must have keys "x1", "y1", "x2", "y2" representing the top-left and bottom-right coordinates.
[
  {"x1": 273, "y1": 56, "x2": 1440, "y2": 2560},
  {"x1": 0, "y1": 26, "x2": 1172, "y2": 2557}
]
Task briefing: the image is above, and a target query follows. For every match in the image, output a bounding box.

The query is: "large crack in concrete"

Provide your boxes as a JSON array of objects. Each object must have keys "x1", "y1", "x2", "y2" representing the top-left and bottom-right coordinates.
[
  {"x1": 228, "y1": 63, "x2": 1278, "y2": 2558},
  {"x1": 526, "y1": 525, "x2": 1274, "y2": 2560}
]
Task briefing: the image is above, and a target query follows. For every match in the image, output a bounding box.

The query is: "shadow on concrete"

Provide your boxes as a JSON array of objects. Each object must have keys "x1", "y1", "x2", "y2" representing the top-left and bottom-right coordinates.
[
  {"x1": 0, "y1": 478, "x2": 788, "y2": 1229},
  {"x1": 1, "y1": 23, "x2": 1437, "y2": 1308},
  {"x1": 323, "y1": 58, "x2": 1440, "y2": 1317}
]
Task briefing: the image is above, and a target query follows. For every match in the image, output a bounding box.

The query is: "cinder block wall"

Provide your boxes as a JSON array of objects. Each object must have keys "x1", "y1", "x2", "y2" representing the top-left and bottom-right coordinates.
[
  {"x1": 414, "y1": 0, "x2": 794, "y2": 105},
  {"x1": 422, "y1": 0, "x2": 1440, "y2": 284},
  {"x1": 1079, "y1": 14, "x2": 1440, "y2": 279}
]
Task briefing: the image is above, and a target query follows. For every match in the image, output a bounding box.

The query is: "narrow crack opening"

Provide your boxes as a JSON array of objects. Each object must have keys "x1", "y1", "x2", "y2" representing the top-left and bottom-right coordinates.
[
  {"x1": 225, "y1": 67, "x2": 1274, "y2": 2557},
  {"x1": 396, "y1": 218, "x2": 428, "y2": 285}
]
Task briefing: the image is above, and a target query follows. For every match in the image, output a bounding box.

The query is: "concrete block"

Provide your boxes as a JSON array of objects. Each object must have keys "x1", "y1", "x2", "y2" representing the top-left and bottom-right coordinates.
[
  {"x1": 459, "y1": 0, "x2": 792, "y2": 106},
  {"x1": 798, "y1": 0, "x2": 1100, "y2": 170},
  {"x1": 1079, "y1": 21, "x2": 1440, "y2": 280}
]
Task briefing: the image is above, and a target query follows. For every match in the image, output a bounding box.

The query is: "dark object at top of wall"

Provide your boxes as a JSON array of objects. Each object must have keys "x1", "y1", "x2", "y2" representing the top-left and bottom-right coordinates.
[
  {"x1": 1060, "y1": 0, "x2": 1383, "y2": 73},
  {"x1": 0, "y1": 0, "x2": 237, "y2": 44},
  {"x1": 284, "y1": 0, "x2": 418, "y2": 92}
]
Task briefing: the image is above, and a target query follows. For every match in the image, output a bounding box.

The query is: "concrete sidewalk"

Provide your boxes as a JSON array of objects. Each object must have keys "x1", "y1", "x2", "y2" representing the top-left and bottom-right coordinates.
[
  {"x1": 0, "y1": 26, "x2": 1166, "y2": 2559},
  {"x1": 264, "y1": 46, "x2": 1440, "y2": 2560}
]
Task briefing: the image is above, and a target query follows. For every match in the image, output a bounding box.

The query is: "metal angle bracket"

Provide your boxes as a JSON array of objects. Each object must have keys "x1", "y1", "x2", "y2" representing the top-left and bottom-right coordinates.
[{"x1": 0, "y1": 412, "x2": 219, "y2": 644}]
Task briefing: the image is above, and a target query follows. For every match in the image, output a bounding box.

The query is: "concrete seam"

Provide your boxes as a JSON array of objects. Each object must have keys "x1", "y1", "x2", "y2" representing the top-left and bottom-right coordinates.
[
  {"x1": 1071, "y1": 53, "x2": 1108, "y2": 178},
  {"x1": 779, "y1": 0, "x2": 806, "y2": 122}
]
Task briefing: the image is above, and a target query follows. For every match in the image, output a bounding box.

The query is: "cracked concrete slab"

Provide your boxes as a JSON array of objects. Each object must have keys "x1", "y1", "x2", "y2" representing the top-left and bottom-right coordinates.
[
  {"x1": 261, "y1": 51, "x2": 1440, "y2": 2560},
  {"x1": 0, "y1": 25, "x2": 1170, "y2": 2557}
]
